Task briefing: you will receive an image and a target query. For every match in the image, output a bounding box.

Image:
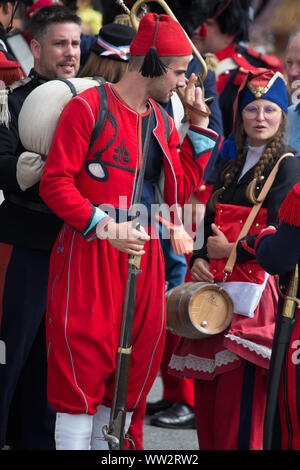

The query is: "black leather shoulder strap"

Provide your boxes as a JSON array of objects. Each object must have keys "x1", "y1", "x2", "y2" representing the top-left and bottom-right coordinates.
[
  {"x1": 55, "y1": 78, "x2": 108, "y2": 152},
  {"x1": 88, "y1": 83, "x2": 108, "y2": 151},
  {"x1": 56, "y1": 78, "x2": 78, "y2": 97}
]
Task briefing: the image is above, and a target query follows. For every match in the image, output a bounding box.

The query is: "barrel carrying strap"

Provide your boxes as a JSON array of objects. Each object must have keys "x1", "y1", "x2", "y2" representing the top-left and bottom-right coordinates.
[{"x1": 224, "y1": 153, "x2": 294, "y2": 276}]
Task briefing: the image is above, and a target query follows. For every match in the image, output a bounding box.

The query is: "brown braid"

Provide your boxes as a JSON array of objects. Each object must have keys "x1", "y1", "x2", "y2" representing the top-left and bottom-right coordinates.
[{"x1": 209, "y1": 113, "x2": 287, "y2": 211}]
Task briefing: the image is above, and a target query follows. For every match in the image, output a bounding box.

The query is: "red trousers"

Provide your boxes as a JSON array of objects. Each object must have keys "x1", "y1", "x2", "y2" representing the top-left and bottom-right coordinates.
[
  {"x1": 46, "y1": 223, "x2": 166, "y2": 415},
  {"x1": 126, "y1": 330, "x2": 194, "y2": 450}
]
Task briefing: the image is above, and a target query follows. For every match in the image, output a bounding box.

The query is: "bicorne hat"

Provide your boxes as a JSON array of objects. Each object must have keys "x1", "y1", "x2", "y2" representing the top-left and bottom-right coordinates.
[
  {"x1": 221, "y1": 69, "x2": 288, "y2": 159},
  {"x1": 91, "y1": 23, "x2": 136, "y2": 62}
]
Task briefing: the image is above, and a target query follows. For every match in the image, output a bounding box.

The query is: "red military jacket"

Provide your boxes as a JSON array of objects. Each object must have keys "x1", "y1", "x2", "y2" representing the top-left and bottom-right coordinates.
[
  {"x1": 214, "y1": 43, "x2": 284, "y2": 95},
  {"x1": 40, "y1": 84, "x2": 218, "y2": 240}
]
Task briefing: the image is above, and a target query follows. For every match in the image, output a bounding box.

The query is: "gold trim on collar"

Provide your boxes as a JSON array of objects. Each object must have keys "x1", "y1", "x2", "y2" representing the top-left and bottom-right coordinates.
[{"x1": 205, "y1": 53, "x2": 219, "y2": 77}]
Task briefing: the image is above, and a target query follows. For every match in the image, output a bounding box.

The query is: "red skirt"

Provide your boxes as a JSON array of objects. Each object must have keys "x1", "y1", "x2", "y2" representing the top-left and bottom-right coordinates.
[{"x1": 46, "y1": 223, "x2": 166, "y2": 415}]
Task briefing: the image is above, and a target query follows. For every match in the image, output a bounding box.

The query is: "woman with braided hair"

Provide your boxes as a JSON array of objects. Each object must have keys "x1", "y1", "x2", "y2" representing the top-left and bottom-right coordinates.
[
  {"x1": 168, "y1": 69, "x2": 300, "y2": 450},
  {"x1": 211, "y1": 112, "x2": 288, "y2": 209}
]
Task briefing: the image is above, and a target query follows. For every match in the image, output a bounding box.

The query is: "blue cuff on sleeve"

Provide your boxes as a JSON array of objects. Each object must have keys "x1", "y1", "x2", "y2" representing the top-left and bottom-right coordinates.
[
  {"x1": 83, "y1": 206, "x2": 111, "y2": 239},
  {"x1": 187, "y1": 127, "x2": 218, "y2": 155}
]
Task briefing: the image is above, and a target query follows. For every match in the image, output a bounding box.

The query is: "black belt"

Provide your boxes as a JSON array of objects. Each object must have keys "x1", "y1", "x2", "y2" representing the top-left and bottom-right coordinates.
[{"x1": 5, "y1": 193, "x2": 53, "y2": 214}]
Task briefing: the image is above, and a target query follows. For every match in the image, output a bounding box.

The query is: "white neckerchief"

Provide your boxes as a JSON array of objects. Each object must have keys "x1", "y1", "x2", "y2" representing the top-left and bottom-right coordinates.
[{"x1": 238, "y1": 144, "x2": 265, "y2": 181}]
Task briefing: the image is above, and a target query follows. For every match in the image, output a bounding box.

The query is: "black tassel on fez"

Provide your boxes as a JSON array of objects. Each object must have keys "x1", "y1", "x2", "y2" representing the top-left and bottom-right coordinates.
[
  {"x1": 141, "y1": 46, "x2": 167, "y2": 77},
  {"x1": 140, "y1": 15, "x2": 167, "y2": 78}
]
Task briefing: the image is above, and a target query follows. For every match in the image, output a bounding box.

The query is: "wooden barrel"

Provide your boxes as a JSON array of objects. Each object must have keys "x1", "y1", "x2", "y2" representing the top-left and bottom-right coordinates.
[{"x1": 166, "y1": 282, "x2": 233, "y2": 339}]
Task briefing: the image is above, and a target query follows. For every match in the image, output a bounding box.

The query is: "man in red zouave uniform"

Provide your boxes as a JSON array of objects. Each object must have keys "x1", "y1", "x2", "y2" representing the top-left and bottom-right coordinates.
[{"x1": 39, "y1": 12, "x2": 218, "y2": 449}]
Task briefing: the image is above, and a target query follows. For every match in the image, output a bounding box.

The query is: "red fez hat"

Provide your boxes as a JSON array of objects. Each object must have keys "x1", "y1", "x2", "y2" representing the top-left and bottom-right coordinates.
[
  {"x1": 26, "y1": 0, "x2": 56, "y2": 18},
  {"x1": 130, "y1": 13, "x2": 192, "y2": 77}
]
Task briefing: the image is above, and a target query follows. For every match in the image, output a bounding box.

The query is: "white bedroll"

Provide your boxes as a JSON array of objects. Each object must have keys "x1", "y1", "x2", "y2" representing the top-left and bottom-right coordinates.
[{"x1": 18, "y1": 77, "x2": 100, "y2": 155}]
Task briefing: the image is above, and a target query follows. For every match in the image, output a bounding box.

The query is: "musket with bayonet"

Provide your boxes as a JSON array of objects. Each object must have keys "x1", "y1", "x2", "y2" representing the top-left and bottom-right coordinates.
[{"x1": 102, "y1": 110, "x2": 154, "y2": 450}]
